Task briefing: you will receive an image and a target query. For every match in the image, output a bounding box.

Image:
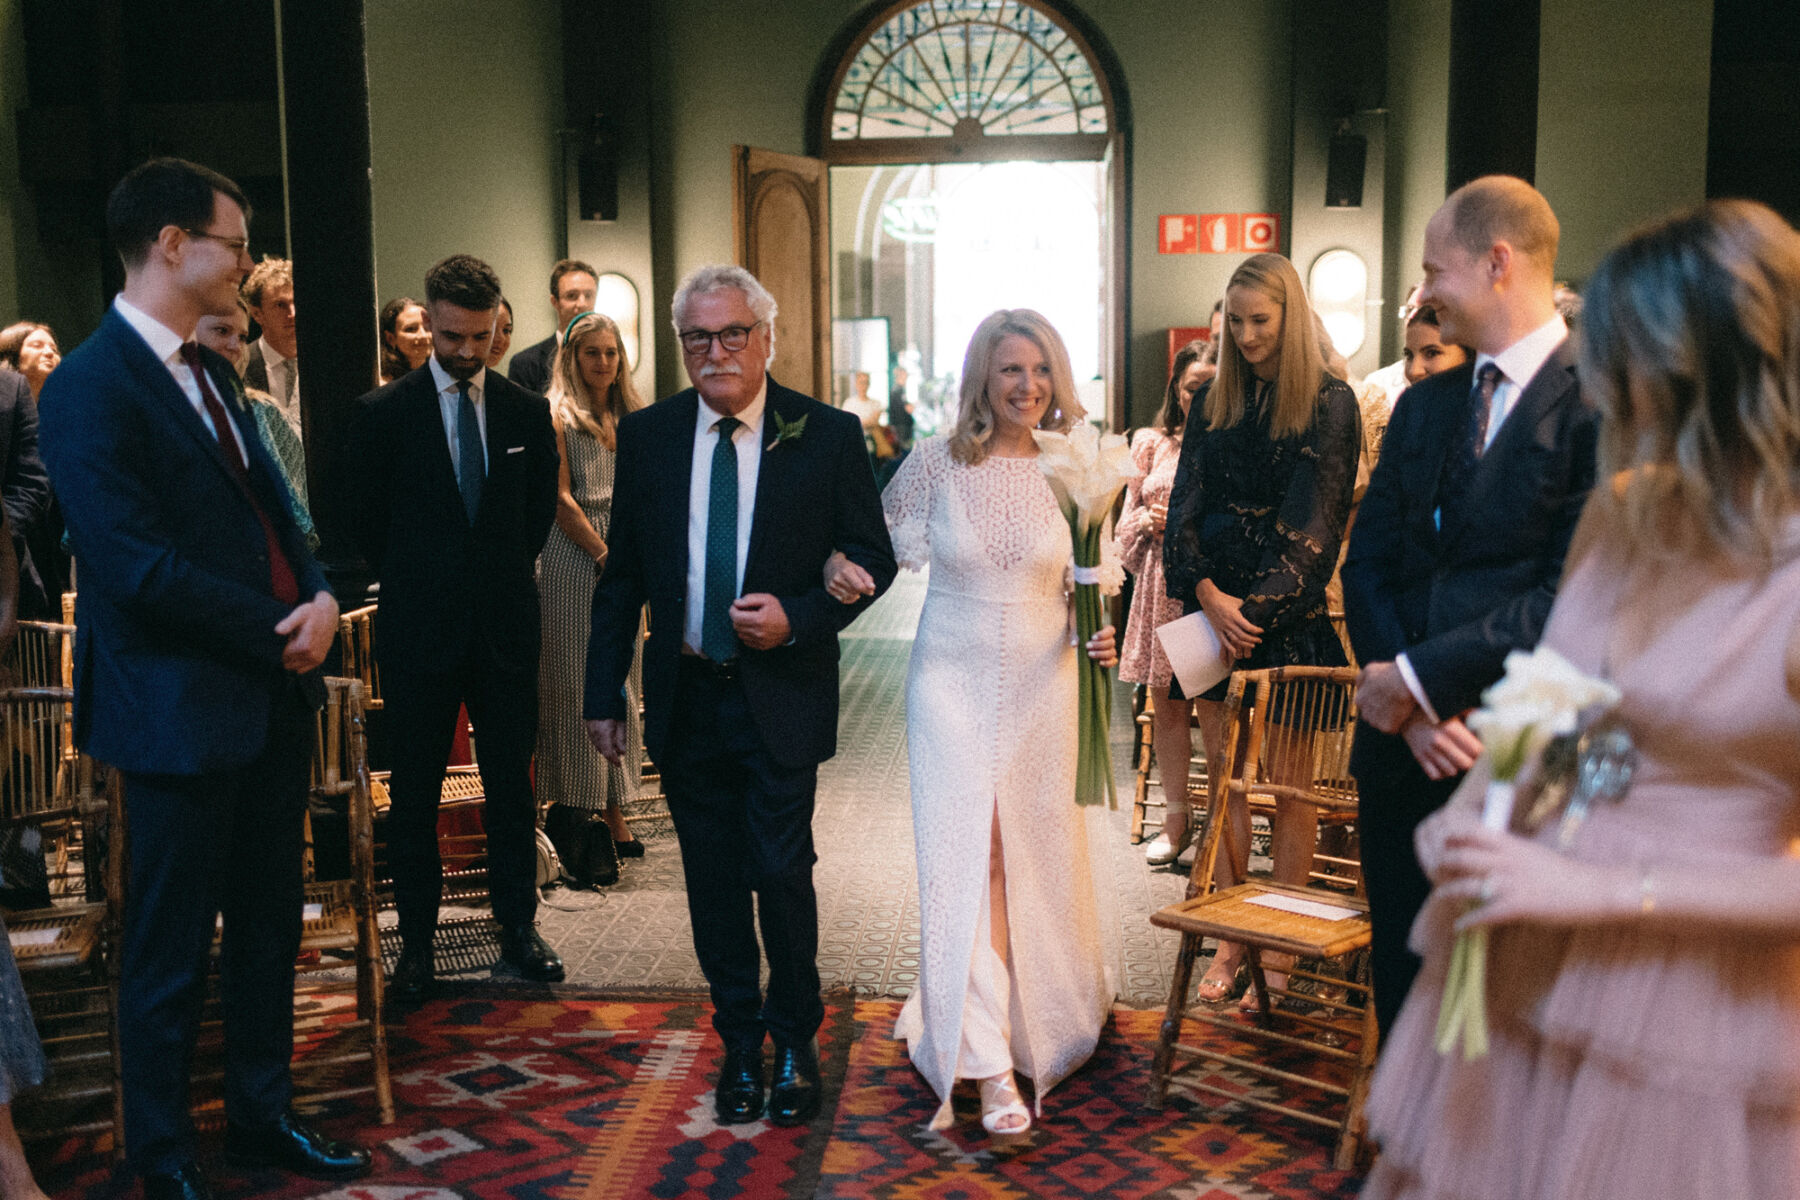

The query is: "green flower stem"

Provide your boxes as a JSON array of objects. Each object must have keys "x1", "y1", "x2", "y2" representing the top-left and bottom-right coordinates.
[{"x1": 1071, "y1": 522, "x2": 1115, "y2": 808}]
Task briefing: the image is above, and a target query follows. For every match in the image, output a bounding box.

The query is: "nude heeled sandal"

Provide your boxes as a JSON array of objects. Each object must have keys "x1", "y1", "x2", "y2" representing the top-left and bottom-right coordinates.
[{"x1": 978, "y1": 1072, "x2": 1032, "y2": 1135}]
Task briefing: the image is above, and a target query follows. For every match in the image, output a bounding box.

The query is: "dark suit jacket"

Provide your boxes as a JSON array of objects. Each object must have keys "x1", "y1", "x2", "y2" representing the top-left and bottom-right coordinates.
[
  {"x1": 585, "y1": 380, "x2": 897, "y2": 770},
  {"x1": 0, "y1": 371, "x2": 54, "y2": 608},
  {"x1": 348, "y1": 365, "x2": 558, "y2": 675},
  {"x1": 1342, "y1": 340, "x2": 1598, "y2": 773},
  {"x1": 505, "y1": 335, "x2": 556, "y2": 396},
  {"x1": 243, "y1": 339, "x2": 270, "y2": 394},
  {"x1": 37, "y1": 307, "x2": 330, "y2": 776}
]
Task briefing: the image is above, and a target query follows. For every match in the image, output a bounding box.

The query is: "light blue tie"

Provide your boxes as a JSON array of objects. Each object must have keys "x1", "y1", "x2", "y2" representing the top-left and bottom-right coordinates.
[
  {"x1": 701, "y1": 416, "x2": 742, "y2": 662},
  {"x1": 455, "y1": 380, "x2": 484, "y2": 523}
]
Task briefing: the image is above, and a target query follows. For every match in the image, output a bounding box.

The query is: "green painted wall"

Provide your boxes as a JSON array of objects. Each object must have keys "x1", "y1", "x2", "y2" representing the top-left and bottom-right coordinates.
[
  {"x1": 645, "y1": 0, "x2": 1295, "y2": 425},
  {"x1": 1536, "y1": 0, "x2": 1712, "y2": 282},
  {"x1": 364, "y1": 0, "x2": 564, "y2": 360},
  {"x1": 1381, "y1": 0, "x2": 1450, "y2": 363}
]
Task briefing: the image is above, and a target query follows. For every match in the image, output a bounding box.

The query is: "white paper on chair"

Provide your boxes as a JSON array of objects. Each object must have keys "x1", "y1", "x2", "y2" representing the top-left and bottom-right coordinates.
[
  {"x1": 8, "y1": 928, "x2": 59, "y2": 949},
  {"x1": 303, "y1": 903, "x2": 324, "y2": 921},
  {"x1": 1244, "y1": 893, "x2": 1360, "y2": 922},
  {"x1": 1156, "y1": 610, "x2": 1232, "y2": 698}
]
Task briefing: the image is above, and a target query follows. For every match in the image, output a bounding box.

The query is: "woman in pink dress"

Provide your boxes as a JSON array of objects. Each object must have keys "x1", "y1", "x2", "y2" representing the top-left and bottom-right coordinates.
[
  {"x1": 1362, "y1": 199, "x2": 1800, "y2": 1199},
  {"x1": 1119, "y1": 338, "x2": 1214, "y2": 865}
]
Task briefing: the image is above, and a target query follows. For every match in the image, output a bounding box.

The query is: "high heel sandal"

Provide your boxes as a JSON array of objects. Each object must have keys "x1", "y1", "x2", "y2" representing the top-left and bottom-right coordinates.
[
  {"x1": 1195, "y1": 948, "x2": 1243, "y2": 1004},
  {"x1": 978, "y1": 1072, "x2": 1032, "y2": 1136},
  {"x1": 1239, "y1": 953, "x2": 1296, "y2": 1012}
]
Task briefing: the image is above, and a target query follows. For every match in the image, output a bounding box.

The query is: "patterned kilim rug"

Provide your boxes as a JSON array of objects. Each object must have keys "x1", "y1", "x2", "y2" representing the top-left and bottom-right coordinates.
[{"x1": 37, "y1": 988, "x2": 1364, "y2": 1200}]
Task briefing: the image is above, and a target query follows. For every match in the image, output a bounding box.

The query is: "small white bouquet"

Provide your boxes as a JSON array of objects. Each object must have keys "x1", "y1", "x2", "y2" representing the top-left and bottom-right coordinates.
[
  {"x1": 1434, "y1": 646, "x2": 1621, "y2": 1059},
  {"x1": 1033, "y1": 424, "x2": 1136, "y2": 808}
]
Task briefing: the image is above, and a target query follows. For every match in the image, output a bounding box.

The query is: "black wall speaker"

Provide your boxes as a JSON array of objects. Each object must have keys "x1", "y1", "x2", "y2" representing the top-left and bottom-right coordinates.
[
  {"x1": 578, "y1": 114, "x2": 619, "y2": 222},
  {"x1": 1326, "y1": 133, "x2": 1367, "y2": 208}
]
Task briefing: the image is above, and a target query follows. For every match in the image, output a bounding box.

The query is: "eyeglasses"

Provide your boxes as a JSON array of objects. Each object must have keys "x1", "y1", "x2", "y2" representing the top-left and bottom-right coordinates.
[
  {"x1": 678, "y1": 321, "x2": 762, "y2": 355},
  {"x1": 181, "y1": 228, "x2": 252, "y2": 258}
]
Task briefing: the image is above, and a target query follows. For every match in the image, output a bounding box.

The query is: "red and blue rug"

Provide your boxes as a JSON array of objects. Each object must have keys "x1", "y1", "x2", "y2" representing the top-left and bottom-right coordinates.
[{"x1": 37, "y1": 987, "x2": 1364, "y2": 1199}]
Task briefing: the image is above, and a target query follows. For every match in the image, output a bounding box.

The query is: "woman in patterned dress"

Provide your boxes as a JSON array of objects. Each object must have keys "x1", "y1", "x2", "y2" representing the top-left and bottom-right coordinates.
[
  {"x1": 1163, "y1": 253, "x2": 1361, "y2": 1006},
  {"x1": 537, "y1": 311, "x2": 646, "y2": 884},
  {"x1": 1120, "y1": 338, "x2": 1213, "y2": 865}
]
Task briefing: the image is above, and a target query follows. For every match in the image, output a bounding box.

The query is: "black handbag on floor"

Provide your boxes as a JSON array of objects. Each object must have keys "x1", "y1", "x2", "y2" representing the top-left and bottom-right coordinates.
[{"x1": 542, "y1": 803, "x2": 619, "y2": 888}]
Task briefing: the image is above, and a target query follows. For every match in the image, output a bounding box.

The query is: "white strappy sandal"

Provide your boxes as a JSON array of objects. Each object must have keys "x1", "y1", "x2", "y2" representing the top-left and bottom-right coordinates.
[{"x1": 978, "y1": 1072, "x2": 1032, "y2": 1135}]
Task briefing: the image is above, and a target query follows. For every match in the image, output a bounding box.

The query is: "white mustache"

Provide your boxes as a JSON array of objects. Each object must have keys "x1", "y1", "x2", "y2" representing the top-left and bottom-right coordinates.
[{"x1": 698, "y1": 364, "x2": 743, "y2": 378}]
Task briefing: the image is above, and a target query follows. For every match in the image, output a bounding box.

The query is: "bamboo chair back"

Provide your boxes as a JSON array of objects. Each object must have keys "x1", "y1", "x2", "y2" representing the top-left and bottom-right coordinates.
[
  {"x1": 336, "y1": 605, "x2": 382, "y2": 710},
  {"x1": 14, "y1": 622, "x2": 74, "y2": 690},
  {"x1": 1191, "y1": 666, "x2": 1361, "y2": 900}
]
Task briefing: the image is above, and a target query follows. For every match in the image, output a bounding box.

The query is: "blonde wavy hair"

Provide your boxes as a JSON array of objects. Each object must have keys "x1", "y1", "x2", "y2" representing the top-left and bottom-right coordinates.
[
  {"x1": 1581, "y1": 199, "x2": 1800, "y2": 564},
  {"x1": 948, "y1": 309, "x2": 1084, "y2": 466},
  {"x1": 1208, "y1": 253, "x2": 1328, "y2": 440},
  {"x1": 548, "y1": 311, "x2": 644, "y2": 450}
]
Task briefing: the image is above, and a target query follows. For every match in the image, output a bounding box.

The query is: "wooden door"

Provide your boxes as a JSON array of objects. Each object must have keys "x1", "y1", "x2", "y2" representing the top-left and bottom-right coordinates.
[{"x1": 732, "y1": 145, "x2": 830, "y2": 401}]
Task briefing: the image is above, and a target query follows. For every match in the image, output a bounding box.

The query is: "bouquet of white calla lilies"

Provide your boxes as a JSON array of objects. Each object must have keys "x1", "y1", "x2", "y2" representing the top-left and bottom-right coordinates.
[
  {"x1": 1436, "y1": 646, "x2": 1622, "y2": 1059},
  {"x1": 1033, "y1": 423, "x2": 1138, "y2": 808}
]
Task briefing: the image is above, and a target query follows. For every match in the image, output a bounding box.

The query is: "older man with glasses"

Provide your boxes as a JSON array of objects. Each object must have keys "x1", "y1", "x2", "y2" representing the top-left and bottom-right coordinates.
[{"x1": 585, "y1": 264, "x2": 895, "y2": 1128}]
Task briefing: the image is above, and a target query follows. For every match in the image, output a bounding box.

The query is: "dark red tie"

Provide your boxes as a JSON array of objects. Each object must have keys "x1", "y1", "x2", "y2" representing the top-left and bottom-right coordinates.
[{"x1": 179, "y1": 342, "x2": 300, "y2": 606}]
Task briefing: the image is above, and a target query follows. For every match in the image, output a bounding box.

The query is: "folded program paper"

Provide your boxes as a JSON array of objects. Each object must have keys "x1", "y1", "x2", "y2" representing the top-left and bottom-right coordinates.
[{"x1": 1156, "y1": 610, "x2": 1233, "y2": 698}]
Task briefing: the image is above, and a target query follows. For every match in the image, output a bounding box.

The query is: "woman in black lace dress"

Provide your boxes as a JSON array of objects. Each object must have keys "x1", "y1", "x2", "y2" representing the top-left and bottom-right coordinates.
[{"x1": 1163, "y1": 252, "x2": 1360, "y2": 1005}]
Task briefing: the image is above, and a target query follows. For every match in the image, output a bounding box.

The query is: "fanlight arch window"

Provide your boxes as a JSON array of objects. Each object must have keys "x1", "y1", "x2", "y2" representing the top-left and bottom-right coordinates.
[{"x1": 823, "y1": 0, "x2": 1116, "y2": 163}]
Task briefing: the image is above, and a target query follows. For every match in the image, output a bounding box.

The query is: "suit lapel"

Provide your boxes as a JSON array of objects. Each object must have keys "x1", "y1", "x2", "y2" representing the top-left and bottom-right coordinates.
[
  {"x1": 1408, "y1": 363, "x2": 1472, "y2": 550},
  {"x1": 1442, "y1": 341, "x2": 1576, "y2": 548},
  {"x1": 409, "y1": 371, "x2": 465, "y2": 514},
  {"x1": 108, "y1": 310, "x2": 258, "y2": 494},
  {"x1": 745, "y1": 381, "x2": 798, "y2": 578},
  {"x1": 665, "y1": 391, "x2": 700, "y2": 595}
]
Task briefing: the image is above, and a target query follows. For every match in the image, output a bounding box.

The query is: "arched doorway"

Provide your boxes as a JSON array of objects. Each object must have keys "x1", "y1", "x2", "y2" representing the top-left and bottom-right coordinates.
[{"x1": 805, "y1": 0, "x2": 1130, "y2": 433}]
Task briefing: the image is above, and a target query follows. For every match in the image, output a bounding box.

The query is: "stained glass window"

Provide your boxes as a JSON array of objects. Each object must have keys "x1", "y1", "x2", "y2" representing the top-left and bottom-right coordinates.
[{"x1": 830, "y1": 0, "x2": 1111, "y2": 143}]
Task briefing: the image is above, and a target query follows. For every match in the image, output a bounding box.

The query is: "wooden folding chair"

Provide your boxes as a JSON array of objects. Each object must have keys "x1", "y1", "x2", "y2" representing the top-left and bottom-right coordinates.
[
  {"x1": 1147, "y1": 666, "x2": 1376, "y2": 1170},
  {"x1": 293, "y1": 677, "x2": 393, "y2": 1122},
  {"x1": 0, "y1": 686, "x2": 126, "y2": 1149}
]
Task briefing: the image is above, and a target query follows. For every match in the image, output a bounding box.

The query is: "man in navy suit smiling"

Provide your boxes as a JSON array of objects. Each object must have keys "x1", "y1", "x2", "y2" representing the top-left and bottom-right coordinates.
[{"x1": 38, "y1": 158, "x2": 368, "y2": 1200}]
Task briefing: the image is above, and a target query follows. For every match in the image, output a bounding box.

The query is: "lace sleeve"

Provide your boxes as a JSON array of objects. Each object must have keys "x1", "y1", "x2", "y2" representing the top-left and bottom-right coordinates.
[
  {"x1": 1162, "y1": 395, "x2": 1211, "y2": 607},
  {"x1": 1114, "y1": 428, "x2": 1161, "y2": 577},
  {"x1": 881, "y1": 436, "x2": 936, "y2": 571},
  {"x1": 1239, "y1": 380, "x2": 1362, "y2": 631}
]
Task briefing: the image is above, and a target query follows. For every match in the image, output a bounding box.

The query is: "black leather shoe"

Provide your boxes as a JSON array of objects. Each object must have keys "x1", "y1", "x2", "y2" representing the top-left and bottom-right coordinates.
[
  {"x1": 716, "y1": 1043, "x2": 766, "y2": 1124},
  {"x1": 768, "y1": 1041, "x2": 822, "y2": 1126},
  {"x1": 497, "y1": 923, "x2": 565, "y2": 982},
  {"x1": 392, "y1": 939, "x2": 435, "y2": 1004},
  {"x1": 613, "y1": 837, "x2": 645, "y2": 859},
  {"x1": 224, "y1": 1110, "x2": 373, "y2": 1179},
  {"x1": 142, "y1": 1163, "x2": 213, "y2": 1200}
]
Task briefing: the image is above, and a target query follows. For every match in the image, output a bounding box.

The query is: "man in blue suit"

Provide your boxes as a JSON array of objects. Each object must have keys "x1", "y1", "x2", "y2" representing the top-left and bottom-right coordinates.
[
  {"x1": 586, "y1": 265, "x2": 895, "y2": 1127},
  {"x1": 37, "y1": 158, "x2": 369, "y2": 1200}
]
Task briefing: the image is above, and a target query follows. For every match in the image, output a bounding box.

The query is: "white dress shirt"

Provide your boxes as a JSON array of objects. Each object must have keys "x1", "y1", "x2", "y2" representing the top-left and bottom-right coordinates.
[
  {"x1": 114, "y1": 295, "x2": 248, "y2": 462},
  {"x1": 684, "y1": 383, "x2": 767, "y2": 655},
  {"x1": 429, "y1": 355, "x2": 489, "y2": 474},
  {"x1": 1398, "y1": 312, "x2": 1570, "y2": 723},
  {"x1": 259, "y1": 336, "x2": 301, "y2": 432}
]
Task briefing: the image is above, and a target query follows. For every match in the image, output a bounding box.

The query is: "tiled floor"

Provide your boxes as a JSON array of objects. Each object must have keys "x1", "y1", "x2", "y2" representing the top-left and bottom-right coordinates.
[{"x1": 427, "y1": 569, "x2": 1203, "y2": 1007}]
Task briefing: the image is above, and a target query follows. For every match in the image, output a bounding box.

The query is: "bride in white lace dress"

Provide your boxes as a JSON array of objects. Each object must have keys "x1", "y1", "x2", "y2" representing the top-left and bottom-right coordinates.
[{"x1": 831, "y1": 310, "x2": 1118, "y2": 1136}]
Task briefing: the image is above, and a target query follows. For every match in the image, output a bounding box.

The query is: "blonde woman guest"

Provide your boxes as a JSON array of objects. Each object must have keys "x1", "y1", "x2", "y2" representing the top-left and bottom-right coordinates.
[
  {"x1": 1122, "y1": 339, "x2": 1209, "y2": 864},
  {"x1": 1163, "y1": 253, "x2": 1361, "y2": 1006},
  {"x1": 832, "y1": 309, "x2": 1118, "y2": 1136},
  {"x1": 1363, "y1": 199, "x2": 1800, "y2": 1200},
  {"x1": 539, "y1": 311, "x2": 647, "y2": 884}
]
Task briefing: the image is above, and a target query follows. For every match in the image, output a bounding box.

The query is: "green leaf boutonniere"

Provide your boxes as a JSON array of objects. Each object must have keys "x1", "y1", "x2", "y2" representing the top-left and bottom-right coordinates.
[
  {"x1": 767, "y1": 411, "x2": 808, "y2": 452},
  {"x1": 224, "y1": 370, "x2": 250, "y2": 413}
]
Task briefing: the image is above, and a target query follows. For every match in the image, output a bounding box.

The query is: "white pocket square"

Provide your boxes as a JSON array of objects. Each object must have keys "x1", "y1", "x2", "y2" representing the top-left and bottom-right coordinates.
[{"x1": 506, "y1": 445, "x2": 525, "y2": 454}]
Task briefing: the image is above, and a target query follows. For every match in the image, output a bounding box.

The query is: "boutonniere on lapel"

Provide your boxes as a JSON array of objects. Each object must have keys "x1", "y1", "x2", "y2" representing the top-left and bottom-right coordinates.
[
  {"x1": 766, "y1": 411, "x2": 808, "y2": 452},
  {"x1": 222, "y1": 370, "x2": 251, "y2": 413}
]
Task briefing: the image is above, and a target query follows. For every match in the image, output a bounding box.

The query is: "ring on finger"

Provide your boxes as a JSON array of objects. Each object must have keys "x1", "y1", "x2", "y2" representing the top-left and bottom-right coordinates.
[{"x1": 1477, "y1": 877, "x2": 1496, "y2": 904}]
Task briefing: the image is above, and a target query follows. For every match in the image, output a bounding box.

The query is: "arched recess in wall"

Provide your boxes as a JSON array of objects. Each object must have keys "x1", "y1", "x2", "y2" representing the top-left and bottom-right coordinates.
[{"x1": 805, "y1": 0, "x2": 1133, "y2": 429}]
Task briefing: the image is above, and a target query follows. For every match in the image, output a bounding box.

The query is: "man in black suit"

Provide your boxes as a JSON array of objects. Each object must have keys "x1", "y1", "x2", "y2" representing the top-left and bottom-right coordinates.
[
  {"x1": 1343, "y1": 176, "x2": 1599, "y2": 1038},
  {"x1": 585, "y1": 265, "x2": 895, "y2": 1127},
  {"x1": 349, "y1": 254, "x2": 561, "y2": 1000},
  {"x1": 240, "y1": 256, "x2": 300, "y2": 435},
  {"x1": 504, "y1": 258, "x2": 597, "y2": 394},
  {"x1": 39, "y1": 158, "x2": 367, "y2": 1200}
]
